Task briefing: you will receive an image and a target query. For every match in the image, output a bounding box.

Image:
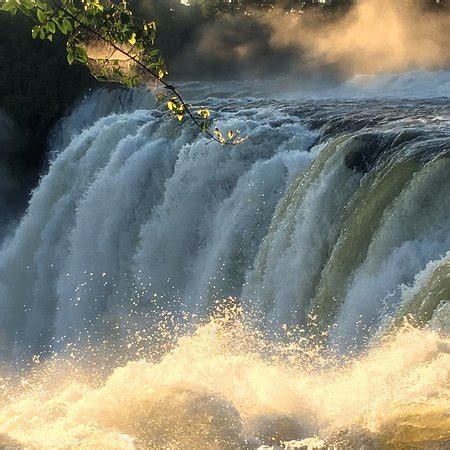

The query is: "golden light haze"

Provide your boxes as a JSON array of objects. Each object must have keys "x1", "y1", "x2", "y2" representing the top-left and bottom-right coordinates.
[{"x1": 265, "y1": 0, "x2": 450, "y2": 75}]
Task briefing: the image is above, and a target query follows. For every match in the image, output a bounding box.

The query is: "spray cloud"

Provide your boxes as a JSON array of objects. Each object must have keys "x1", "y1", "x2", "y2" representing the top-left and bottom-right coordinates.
[{"x1": 266, "y1": 0, "x2": 450, "y2": 75}]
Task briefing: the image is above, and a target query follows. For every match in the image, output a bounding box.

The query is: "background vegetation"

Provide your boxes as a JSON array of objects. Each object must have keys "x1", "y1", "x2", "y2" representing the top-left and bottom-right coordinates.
[{"x1": 0, "y1": 13, "x2": 93, "y2": 170}]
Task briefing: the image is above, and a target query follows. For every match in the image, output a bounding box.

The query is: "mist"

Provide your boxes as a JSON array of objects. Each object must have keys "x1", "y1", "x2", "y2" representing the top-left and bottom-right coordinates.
[
  {"x1": 170, "y1": 0, "x2": 450, "y2": 80},
  {"x1": 266, "y1": 0, "x2": 450, "y2": 75}
]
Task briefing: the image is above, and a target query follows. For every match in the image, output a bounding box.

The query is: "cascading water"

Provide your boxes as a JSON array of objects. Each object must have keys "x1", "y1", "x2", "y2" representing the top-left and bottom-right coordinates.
[{"x1": 0, "y1": 72, "x2": 449, "y2": 449}]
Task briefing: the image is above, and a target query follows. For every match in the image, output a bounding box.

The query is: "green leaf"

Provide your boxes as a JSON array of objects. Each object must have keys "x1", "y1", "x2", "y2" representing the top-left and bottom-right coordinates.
[
  {"x1": 198, "y1": 108, "x2": 210, "y2": 119},
  {"x1": 46, "y1": 21, "x2": 55, "y2": 33},
  {"x1": 36, "y1": 8, "x2": 47, "y2": 23},
  {"x1": 75, "y1": 45, "x2": 88, "y2": 64},
  {"x1": 21, "y1": 0, "x2": 34, "y2": 9},
  {"x1": 1, "y1": 2, "x2": 17, "y2": 12},
  {"x1": 128, "y1": 32, "x2": 136, "y2": 45},
  {"x1": 67, "y1": 52, "x2": 75, "y2": 65},
  {"x1": 55, "y1": 18, "x2": 67, "y2": 34},
  {"x1": 63, "y1": 18, "x2": 73, "y2": 33},
  {"x1": 31, "y1": 25, "x2": 39, "y2": 39}
]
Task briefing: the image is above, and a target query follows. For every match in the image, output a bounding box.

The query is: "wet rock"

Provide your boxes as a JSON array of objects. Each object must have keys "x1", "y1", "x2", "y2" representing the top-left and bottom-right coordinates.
[
  {"x1": 325, "y1": 425, "x2": 379, "y2": 449},
  {"x1": 253, "y1": 415, "x2": 307, "y2": 447},
  {"x1": 344, "y1": 134, "x2": 388, "y2": 173},
  {"x1": 0, "y1": 434, "x2": 23, "y2": 450}
]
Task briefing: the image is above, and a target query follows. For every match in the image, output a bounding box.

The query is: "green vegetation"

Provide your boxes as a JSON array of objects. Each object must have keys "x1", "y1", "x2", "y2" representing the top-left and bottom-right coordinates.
[
  {"x1": 0, "y1": 14, "x2": 93, "y2": 139},
  {"x1": 0, "y1": 13, "x2": 93, "y2": 169},
  {"x1": 189, "y1": 0, "x2": 449, "y2": 16},
  {"x1": 8, "y1": 0, "x2": 166, "y2": 85},
  {"x1": 0, "y1": 0, "x2": 245, "y2": 144}
]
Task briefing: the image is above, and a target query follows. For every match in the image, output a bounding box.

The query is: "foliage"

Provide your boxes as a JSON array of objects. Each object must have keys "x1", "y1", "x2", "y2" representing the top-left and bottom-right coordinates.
[
  {"x1": 0, "y1": 13, "x2": 97, "y2": 222},
  {"x1": 188, "y1": 0, "x2": 449, "y2": 16},
  {"x1": 0, "y1": 0, "x2": 245, "y2": 144},
  {"x1": 189, "y1": 0, "x2": 344, "y2": 15},
  {"x1": 0, "y1": 13, "x2": 93, "y2": 151}
]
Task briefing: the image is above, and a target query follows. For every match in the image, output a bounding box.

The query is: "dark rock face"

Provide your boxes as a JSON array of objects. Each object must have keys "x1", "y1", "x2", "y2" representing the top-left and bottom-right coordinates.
[
  {"x1": 253, "y1": 415, "x2": 308, "y2": 447},
  {"x1": 0, "y1": 14, "x2": 94, "y2": 228},
  {"x1": 344, "y1": 130, "x2": 427, "y2": 173},
  {"x1": 325, "y1": 426, "x2": 380, "y2": 449},
  {"x1": 344, "y1": 134, "x2": 386, "y2": 173},
  {"x1": 0, "y1": 110, "x2": 29, "y2": 231}
]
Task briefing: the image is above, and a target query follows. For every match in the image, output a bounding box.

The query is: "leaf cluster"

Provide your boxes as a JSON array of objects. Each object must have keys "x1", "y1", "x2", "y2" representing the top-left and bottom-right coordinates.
[{"x1": 1, "y1": 0, "x2": 245, "y2": 145}]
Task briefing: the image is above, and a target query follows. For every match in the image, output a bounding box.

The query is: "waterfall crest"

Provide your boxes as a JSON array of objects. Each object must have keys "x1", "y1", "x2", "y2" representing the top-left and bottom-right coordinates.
[{"x1": 1, "y1": 86, "x2": 449, "y2": 355}]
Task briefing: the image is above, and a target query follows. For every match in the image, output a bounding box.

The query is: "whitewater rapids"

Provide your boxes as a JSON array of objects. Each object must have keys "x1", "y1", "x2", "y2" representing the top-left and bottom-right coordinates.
[{"x1": 0, "y1": 71, "x2": 449, "y2": 448}]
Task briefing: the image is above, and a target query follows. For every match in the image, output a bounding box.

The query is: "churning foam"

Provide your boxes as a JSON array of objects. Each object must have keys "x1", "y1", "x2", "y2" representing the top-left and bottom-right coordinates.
[{"x1": 0, "y1": 306, "x2": 449, "y2": 449}]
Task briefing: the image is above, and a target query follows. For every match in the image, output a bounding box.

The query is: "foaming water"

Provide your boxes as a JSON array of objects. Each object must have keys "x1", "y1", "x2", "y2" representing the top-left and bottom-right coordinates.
[
  {"x1": 0, "y1": 76, "x2": 449, "y2": 448},
  {"x1": 0, "y1": 307, "x2": 449, "y2": 449}
]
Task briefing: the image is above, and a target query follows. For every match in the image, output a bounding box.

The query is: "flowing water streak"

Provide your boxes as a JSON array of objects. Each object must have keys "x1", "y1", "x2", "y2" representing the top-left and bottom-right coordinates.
[
  {"x1": 312, "y1": 156, "x2": 420, "y2": 324},
  {"x1": 331, "y1": 152, "x2": 450, "y2": 348},
  {"x1": 396, "y1": 250, "x2": 450, "y2": 327}
]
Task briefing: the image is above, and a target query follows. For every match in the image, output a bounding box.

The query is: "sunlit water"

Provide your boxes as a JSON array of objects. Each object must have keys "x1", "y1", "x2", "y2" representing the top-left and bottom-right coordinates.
[{"x1": 0, "y1": 71, "x2": 449, "y2": 448}]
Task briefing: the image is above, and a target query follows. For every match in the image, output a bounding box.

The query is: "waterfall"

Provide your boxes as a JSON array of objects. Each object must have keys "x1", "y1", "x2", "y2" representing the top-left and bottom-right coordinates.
[
  {"x1": 0, "y1": 90, "x2": 318, "y2": 355},
  {"x1": 1, "y1": 84, "x2": 450, "y2": 356},
  {"x1": 0, "y1": 73, "x2": 449, "y2": 448}
]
